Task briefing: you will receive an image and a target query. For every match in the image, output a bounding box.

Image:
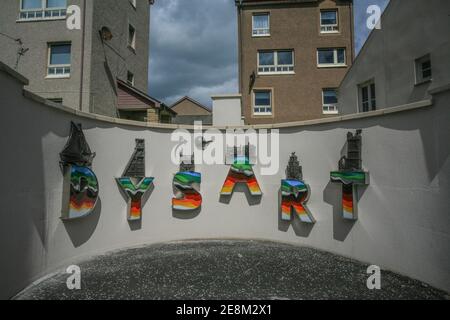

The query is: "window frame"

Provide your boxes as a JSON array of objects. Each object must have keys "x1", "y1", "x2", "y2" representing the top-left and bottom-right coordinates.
[
  {"x1": 317, "y1": 48, "x2": 346, "y2": 68},
  {"x1": 18, "y1": 0, "x2": 67, "y2": 21},
  {"x1": 253, "y1": 89, "x2": 273, "y2": 116},
  {"x1": 414, "y1": 54, "x2": 432, "y2": 85},
  {"x1": 46, "y1": 42, "x2": 71, "y2": 79},
  {"x1": 252, "y1": 13, "x2": 270, "y2": 37},
  {"x1": 257, "y1": 50, "x2": 295, "y2": 75},
  {"x1": 127, "y1": 71, "x2": 135, "y2": 86},
  {"x1": 129, "y1": 0, "x2": 137, "y2": 9},
  {"x1": 320, "y1": 9, "x2": 339, "y2": 33},
  {"x1": 322, "y1": 88, "x2": 339, "y2": 115},
  {"x1": 47, "y1": 97, "x2": 63, "y2": 104},
  {"x1": 128, "y1": 23, "x2": 136, "y2": 51},
  {"x1": 358, "y1": 80, "x2": 376, "y2": 113}
]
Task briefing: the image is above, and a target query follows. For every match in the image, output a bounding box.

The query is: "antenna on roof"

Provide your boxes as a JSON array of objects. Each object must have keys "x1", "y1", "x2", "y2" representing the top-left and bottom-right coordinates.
[{"x1": 0, "y1": 32, "x2": 28, "y2": 70}]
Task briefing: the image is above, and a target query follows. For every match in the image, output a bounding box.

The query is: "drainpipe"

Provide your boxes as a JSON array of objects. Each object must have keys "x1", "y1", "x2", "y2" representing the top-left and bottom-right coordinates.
[
  {"x1": 237, "y1": 0, "x2": 244, "y2": 119},
  {"x1": 349, "y1": 1, "x2": 355, "y2": 62},
  {"x1": 79, "y1": 0, "x2": 87, "y2": 112}
]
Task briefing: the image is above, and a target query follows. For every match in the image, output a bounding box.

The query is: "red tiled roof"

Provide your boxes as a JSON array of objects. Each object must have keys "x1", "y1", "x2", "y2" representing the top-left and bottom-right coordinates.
[{"x1": 117, "y1": 79, "x2": 161, "y2": 111}]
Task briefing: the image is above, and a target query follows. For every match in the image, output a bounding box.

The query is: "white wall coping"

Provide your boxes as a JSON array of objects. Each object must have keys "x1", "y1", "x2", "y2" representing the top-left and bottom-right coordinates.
[
  {"x1": 0, "y1": 61, "x2": 29, "y2": 85},
  {"x1": 24, "y1": 89, "x2": 433, "y2": 131},
  {"x1": 211, "y1": 94, "x2": 242, "y2": 100}
]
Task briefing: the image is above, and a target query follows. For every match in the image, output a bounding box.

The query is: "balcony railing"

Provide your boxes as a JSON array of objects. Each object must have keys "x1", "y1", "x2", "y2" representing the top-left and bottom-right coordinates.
[
  {"x1": 252, "y1": 28, "x2": 270, "y2": 36},
  {"x1": 323, "y1": 104, "x2": 338, "y2": 114},
  {"x1": 47, "y1": 65, "x2": 71, "y2": 78},
  {"x1": 258, "y1": 65, "x2": 294, "y2": 75},
  {"x1": 19, "y1": 8, "x2": 66, "y2": 21},
  {"x1": 320, "y1": 25, "x2": 339, "y2": 33}
]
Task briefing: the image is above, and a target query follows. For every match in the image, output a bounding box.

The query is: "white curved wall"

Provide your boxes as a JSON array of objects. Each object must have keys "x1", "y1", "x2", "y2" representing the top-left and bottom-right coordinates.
[{"x1": 1, "y1": 70, "x2": 449, "y2": 298}]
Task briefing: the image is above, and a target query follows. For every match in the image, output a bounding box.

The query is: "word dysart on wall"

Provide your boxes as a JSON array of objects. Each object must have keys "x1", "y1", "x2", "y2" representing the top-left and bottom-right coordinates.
[{"x1": 59, "y1": 122, "x2": 369, "y2": 227}]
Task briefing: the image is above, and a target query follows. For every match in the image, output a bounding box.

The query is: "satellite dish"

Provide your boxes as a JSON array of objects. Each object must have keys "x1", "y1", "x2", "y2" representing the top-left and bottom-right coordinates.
[{"x1": 100, "y1": 27, "x2": 113, "y2": 41}]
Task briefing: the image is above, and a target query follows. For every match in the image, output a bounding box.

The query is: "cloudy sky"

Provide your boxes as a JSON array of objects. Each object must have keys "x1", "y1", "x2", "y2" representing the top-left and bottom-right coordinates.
[{"x1": 149, "y1": 0, "x2": 389, "y2": 107}]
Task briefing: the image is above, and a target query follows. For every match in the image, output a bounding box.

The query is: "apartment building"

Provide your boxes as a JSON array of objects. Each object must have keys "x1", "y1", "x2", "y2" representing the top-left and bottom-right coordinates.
[
  {"x1": 0, "y1": 0, "x2": 162, "y2": 121},
  {"x1": 236, "y1": 0, "x2": 354, "y2": 124},
  {"x1": 338, "y1": 0, "x2": 450, "y2": 114}
]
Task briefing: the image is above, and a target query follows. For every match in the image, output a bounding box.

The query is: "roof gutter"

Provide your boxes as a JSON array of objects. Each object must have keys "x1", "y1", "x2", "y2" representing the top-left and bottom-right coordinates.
[
  {"x1": 237, "y1": 0, "x2": 244, "y2": 118},
  {"x1": 79, "y1": 0, "x2": 87, "y2": 112}
]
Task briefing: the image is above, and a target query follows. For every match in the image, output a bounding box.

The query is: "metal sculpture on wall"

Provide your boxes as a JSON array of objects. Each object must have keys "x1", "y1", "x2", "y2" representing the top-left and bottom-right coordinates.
[
  {"x1": 116, "y1": 139, "x2": 154, "y2": 221},
  {"x1": 172, "y1": 155, "x2": 202, "y2": 211},
  {"x1": 60, "y1": 122, "x2": 99, "y2": 220},
  {"x1": 281, "y1": 153, "x2": 315, "y2": 223},
  {"x1": 221, "y1": 145, "x2": 262, "y2": 196},
  {"x1": 330, "y1": 130, "x2": 370, "y2": 220}
]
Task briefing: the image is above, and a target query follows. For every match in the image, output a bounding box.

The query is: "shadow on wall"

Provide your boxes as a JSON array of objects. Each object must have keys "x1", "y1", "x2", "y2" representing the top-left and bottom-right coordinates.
[
  {"x1": 219, "y1": 183, "x2": 262, "y2": 206},
  {"x1": 63, "y1": 198, "x2": 102, "y2": 248},
  {"x1": 323, "y1": 181, "x2": 355, "y2": 242},
  {"x1": 115, "y1": 181, "x2": 155, "y2": 231},
  {"x1": 173, "y1": 207, "x2": 202, "y2": 220},
  {"x1": 282, "y1": 103, "x2": 447, "y2": 190},
  {"x1": 277, "y1": 190, "x2": 314, "y2": 238},
  {"x1": 0, "y1": 77, "x2": 158, "y2": 298},
  {"x1": 171, "y1": 183, "x2": 202, "y2": 220},
  {"x1": 408, "y1": 81, "x2": 432, "y2": 104}
]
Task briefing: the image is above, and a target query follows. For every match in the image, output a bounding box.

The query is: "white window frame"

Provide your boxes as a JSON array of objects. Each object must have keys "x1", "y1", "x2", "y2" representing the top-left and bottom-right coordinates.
[
  {"x1": 127, "y1": 71, "x2": 135, "y2": 86},
  {"x1": 18, "y1": 0, "x2": 67, "y2": 21},
  {"x1": 317, "y1": 48, "x2": 346, "y2": 68},
  {"x1": 359, "y1": 80, "x2": 376, "y2": 112},
  {"x1": 46, "y1": 42, "x2": 71, "y2": 79},
  {"x1": 320, "y1": 9, "x2": 339, "y2": 33},
  {"x1": 322, "y1": 89, "x2": 339, "y2": 115},
  {"x1": 128, "y1": 23, "x2": 136, "y2": 50},
  {"x1": 415, "y1": 54, "x2": 432, "y2": 85},
  {"x1": 258, "y1": 50, "x2": 294, "y2": 75},
  {"x1": 252, "y1": 13, "x2": 270, "y2": 37},
  {"x1": 253, "y1": 90, "x2": 273, "y2": 116},
  {"x1": 48, "y1": 97, "x2": 63, "y2": 104}
]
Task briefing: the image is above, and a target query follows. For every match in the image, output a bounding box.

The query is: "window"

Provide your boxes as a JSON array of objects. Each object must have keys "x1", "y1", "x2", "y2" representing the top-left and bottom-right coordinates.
[
  {"x1": 47, "y1": 43, "x2": 71, "y2": 78},
  {"x1": 253, "y1": 90, "x2": 272, "y2": 115},
  {"x1": 48, "y1": 98, "x2": 63, "y2": 104},
  {"x1": 252, "y1": 13, "x2": 270, "y2": 36},
  {"x1": 317, "y1": 48, "x2": 346, "y2": 67},
  {"x1": 415, "y1": 54, "x2": 432, "y2": 84},
  {"x1": 258, "y1": 50, "x2": 294, "y2": 75},
  {"x1": 19, "y1": 0, "x2": 67, "y2": 20},
  {"x1": 322, "y1": 89, "x2": 338, "y2": 114},
  {"x1": 127, "y1": 71, "x2": 135, "y2": 86},
  {"x1": 128, "y1": 24, "x2": 136, "y2": 50},
  {"x1": 359, "y1": 81, "x2": 376, "y2": 112},
  {"x1": 129, "y1": 0, "x2": 137, "y2": 8},
  {"x1": 320, "y1": 10, "x2": 338, "y2": 33}
]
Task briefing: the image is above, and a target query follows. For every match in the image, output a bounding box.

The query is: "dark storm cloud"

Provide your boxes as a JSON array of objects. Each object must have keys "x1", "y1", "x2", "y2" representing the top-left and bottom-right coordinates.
[{"x1": 149, "y1": 0, "x2": 238, "y2": 107}]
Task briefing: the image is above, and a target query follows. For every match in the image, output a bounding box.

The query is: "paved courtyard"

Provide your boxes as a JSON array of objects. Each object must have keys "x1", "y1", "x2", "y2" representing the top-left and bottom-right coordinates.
[{"x1": 15, "y1": 240, "x2": 447, "y2": 300}]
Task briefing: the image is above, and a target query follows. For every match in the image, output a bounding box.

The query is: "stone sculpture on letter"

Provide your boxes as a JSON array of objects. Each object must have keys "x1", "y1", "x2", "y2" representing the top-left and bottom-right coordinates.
[
  {"x1": 281, "y1": 153, "x2": 315, "y2": 224},
  {"x1": 60, "y1": 122, "x2": 99, "y2": 220},
  {"x1": 172, "y1": 155, "x2": 202, "y2": 211},
  {"x1": 330, "y1": 130, "x2": 370, "y2": 220},
  {"x1": 116, "y1": 139, "x2": 154, "y2": 221}
]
